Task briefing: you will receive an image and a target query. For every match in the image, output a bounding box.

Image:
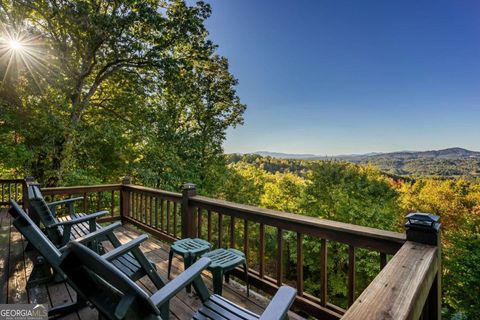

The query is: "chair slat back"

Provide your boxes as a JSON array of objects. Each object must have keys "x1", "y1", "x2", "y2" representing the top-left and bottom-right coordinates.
[
  {"x1": 9, "y1": 200, "x2": 63, "y2": 270},
  {"x1": 27, "y1": 185, "x2": 63, "y2": 244},
  {"x1": 60, "y1": 241, "x2": 161, "y2": 320}
]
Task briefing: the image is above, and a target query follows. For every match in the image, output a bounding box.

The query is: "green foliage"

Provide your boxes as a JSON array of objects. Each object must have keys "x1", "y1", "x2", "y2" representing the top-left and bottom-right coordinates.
[
  {"x1": 221, "y1": 157, "x2": 480, "y2": 317},
  {"x1": 221, "y1": 160, "x2": 404, "y2": 309},
  {"x1": 398, "y1": 178, "x2": 480, "y2": 318},
  {"x1": 443, "y1": 226, "x2": 480, "y2": 320},
  {"x1": 221, "y1": 163, "x2": 271, "y2": 206},
  {"x1": 0, "y1": 0, "x2": 244, "y2": 188},
  {"x1": 303, "y1": 161, "x2": 402, "y2": 230},
  {"x1": 261, "y1": 172, "x2": 305, "y2": 212}
]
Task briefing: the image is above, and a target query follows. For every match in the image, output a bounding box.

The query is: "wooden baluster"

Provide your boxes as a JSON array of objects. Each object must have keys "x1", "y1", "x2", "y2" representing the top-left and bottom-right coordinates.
[
  {"x1": 320, "y1": 238, "x2": 327, "y2": 307},
  {"x1": 145, "y1": 195, "x2": 151, "y2": 225},
  {"x1": 259, "y1": 223, "x2": 265, "y2": 279},
  {"x1": 83, "y1": 193, "x2": 88, "y2": 213},
  {"x1": 380, "y1": 252, "x2": 387, "y2": 270},
  {"x1": 126, "y1": 191, "x2": 131, "y2": 218},
  {"x1": 111, "y1": 190, "x2": 115, "y2": 216},
  {"x1": 14, "y1": 183, "x2": 18, "y2": 202},
  {"x1": 244, "y1": 220, "x2": 249, "y2": 266},
  {"x1": 207, "y1": 210, "x2": 212, "y2": 242},
  {"x1": 230, "y1": 217, "x2": 235, "y2": 248},
  {"x1": 348, "y1": 245, "x2": 356, "y2": 307},
  {"x1": 154, "y1": 197, "x2": 159, "y2": 229},
  {"x1": 173, "y1": 202, "x2": 177, "y2": 237},
  {"x1": 145, "y1": 195, "x2": 149, "y2": 225},
  {"x1": 277, "y1": 228, "x2": 283, "y2": 286},
  {"x1": 143, "y1": 195, "x2": 146, "y2": 222},
  {"x1": 144, "y1": 195, "x2": 147, "y2": 223},
  {"x1": 138, "y1": 194, "x2": 142, "y2": 221},
  {"x1": 150, "y1": 196, "x2": 154, "y2": 226},
  {"x1": 129, "y1": 192, "x2": 133, "y2": 217},
  {"x1": 128, "y1": 191, "x2": 135, "y2": 218},
  {"x1": 143, "y1": 195, "x2": 147, "y2": 224},
  {"x1": 136, "y1": 193, "x2": 140, "y2": 221},
  {"x1": 97, "y1": 192, "x2": 101, "y2": 211},
  {"x1": 142, "y1": 194, "x2": 146, "y2": 223},
  {"x1": 297, "y1": 233, "x2": 304, "y2": 296},
  {"x1": 197, "y1": 208, "x2": 202, "y2": 238},
  {"x1": 124, "y1": 192, "x2": 129, "y2": 218},
  {"x1": 218, "y1": 213, "x2": 223, "y2": 247},
  {"x1": 131, "y1": 193, "x2": 135, "y2": 219},
  {"x1": 132, "y1": 193, "x2": 135, "y2": 220},
  {"x1": 166, "y1": 201, "x2": 170, "y2": 234},
  {"x1": 160, "y1": 199, "x2": 164, "y2": 231}
]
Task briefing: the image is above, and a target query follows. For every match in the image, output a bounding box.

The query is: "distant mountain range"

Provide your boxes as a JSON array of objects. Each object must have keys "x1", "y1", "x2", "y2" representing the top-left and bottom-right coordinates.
[
  {"x1": 253, "y1": 148, "x2": 480, "y2": 177},
  {"x1": 255, "y1": 148, "x2": 480, "y2": 161}
]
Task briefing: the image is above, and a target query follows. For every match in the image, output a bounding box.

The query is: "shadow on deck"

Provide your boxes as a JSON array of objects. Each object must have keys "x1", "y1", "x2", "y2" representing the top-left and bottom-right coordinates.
[{"x1": 0, "y1": 208, "x2": 304, "y2": 320}]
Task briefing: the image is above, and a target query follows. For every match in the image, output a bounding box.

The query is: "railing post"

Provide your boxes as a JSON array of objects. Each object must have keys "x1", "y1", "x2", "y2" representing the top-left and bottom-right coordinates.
[
  {"x1": 181, "y1": 183, "x2": 197, "y2": 239},
  {"x1": 120, "y1": 176, "x2": 131, "y2": 222},
  {"x1": 405, "y1": 213, "x2": 442, "y2": 320}
]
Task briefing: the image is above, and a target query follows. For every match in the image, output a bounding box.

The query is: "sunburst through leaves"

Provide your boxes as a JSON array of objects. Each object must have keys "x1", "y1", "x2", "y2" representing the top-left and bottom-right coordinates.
[{"x1": 0, "y1": 25, "x2": 49, "y2": 88}]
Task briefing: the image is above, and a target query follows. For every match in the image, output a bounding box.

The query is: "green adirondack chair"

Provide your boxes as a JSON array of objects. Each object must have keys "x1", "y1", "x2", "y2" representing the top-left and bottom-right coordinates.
[
  {"x1": 9, "y1": 200, "x2": 164, "y2": 292},
  {"x1": 60, "y1": 241, "x2": 298, "y2": 320},
  {"x1": 27, "y1": 184, "x2": 108, "y2": 247},
  {"x1": 10, "y1": 200, "x2": 212, "y2": 319}
]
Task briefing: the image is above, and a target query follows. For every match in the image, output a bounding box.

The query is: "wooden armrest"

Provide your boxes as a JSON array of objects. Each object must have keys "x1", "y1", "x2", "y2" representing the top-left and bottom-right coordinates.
[
  {"x1": 151, "y1": 257, "x2": 211, "y2": 307},
  {"x1": 259, "y1": 286, "x2": 297, "y2": 320},
  {"x1": 74, "y1": 222, "x2": 123, "y2": 244},
  {"x1": 102, "y1": 234, "x2": 149, "y2": 261},
  {"x1": 51, "y1": 211, "x2": 108, "y2": 227},
  {"x1": 48, "y1": 197, "x2": 84, "y2": 208},
  {"x1": 48, "y1": 197, "x2": 84, "y2": 215}
]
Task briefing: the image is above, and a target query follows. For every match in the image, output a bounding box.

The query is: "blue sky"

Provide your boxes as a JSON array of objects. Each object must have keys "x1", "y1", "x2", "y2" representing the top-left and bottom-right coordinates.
[{"x1": 204, "y1": 0, "x2": 480, "y2": 155}]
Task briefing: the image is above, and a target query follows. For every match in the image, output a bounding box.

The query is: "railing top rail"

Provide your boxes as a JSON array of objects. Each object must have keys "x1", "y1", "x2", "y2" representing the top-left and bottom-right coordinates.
[
  {"x1": 341, "y1": 241, "x2": 439, "y2": 320},
  {"x1": 191, "y1": 195, "x2": 406, "y2": 253},
  {"x1": 41, "y1": 184, "x2": 122, "y2": 194},
  {"x1": 123, "y1": 185, "x2": 182, "y2": 200},
  {"x1": 0, "y1": 179, "x2": 25, "y2": 183}
]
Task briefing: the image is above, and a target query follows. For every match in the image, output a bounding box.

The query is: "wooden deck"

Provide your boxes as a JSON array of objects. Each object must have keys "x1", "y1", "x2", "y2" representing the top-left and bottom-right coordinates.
[{"x1": 0, "y1": 208, "x2": 305, "y2": 320}]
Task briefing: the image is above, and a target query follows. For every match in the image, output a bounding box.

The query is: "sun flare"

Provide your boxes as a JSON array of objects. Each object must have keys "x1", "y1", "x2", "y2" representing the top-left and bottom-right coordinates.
[
  {"x1": 8, "y1": 39, "x2": 23, "y2": 50},
  {"x1": 0, "y1": 26, "x2": 49, "y2": 87}
]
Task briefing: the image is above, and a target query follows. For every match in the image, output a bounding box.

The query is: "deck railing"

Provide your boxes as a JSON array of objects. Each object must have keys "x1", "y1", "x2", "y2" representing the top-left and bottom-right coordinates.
[
  {"x1": 39, "y1": 183, "x2": 123, "y2": 224},
  {"x1": 4, "y1": 177, "x2": 441, "y2": 320},
  {"x1": 0, "y1": 178, "x2": 27, "y2": 208}
]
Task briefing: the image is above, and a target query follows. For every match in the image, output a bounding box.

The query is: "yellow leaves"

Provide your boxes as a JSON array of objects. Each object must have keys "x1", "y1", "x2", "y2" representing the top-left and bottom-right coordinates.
[{"x1": 397, "y1": 178, "x2": 478, "y2": 233}]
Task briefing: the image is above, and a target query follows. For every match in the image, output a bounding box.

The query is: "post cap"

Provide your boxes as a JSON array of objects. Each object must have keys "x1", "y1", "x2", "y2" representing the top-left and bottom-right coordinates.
[
  {"x1": 405, "y1": 212, "x2": 441, "y2": 232},
  {"x1": 183, "y1": 183, "x2": 196, "y2": 190},
  {"x1": 122, "y1": 176, "x2": 131, "y2": 184}
]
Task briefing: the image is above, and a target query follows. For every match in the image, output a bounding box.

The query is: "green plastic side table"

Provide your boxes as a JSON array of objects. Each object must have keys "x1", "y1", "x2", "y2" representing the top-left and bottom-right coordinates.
[
  {"x1": 202, "y1": 248, "x2": 249, "y2": 296},
  {"x1": 168, "y1": 238, "x2": 212, "y2": 293}
]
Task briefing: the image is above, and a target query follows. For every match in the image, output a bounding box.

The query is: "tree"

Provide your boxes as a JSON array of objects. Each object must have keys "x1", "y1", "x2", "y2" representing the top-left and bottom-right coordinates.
[
  {"x1": 302, "y1": 161, "x2": 402, "y2": 230},
  {"x1": 1, "y1": 0, "x2": 240, "y2": 186},
  {"x1": 136, "y1": 49, "x2": 245, "y2": 194}
]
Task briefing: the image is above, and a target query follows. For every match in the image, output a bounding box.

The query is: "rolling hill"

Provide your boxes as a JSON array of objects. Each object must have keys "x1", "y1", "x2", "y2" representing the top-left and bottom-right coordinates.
[{"x1": 252, "y1": 148, "x2": 480, "y2": 177}]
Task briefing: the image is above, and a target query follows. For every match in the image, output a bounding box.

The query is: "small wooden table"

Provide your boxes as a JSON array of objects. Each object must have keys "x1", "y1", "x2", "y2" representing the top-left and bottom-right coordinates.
[{"x1": 202, "y1": 248, "x2": 249, "y2": 296}]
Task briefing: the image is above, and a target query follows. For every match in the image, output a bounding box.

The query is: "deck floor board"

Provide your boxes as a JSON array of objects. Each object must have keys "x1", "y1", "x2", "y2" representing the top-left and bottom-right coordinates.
[{"x1": 0, "y1": 208, "x2": 304, "y2": 320}]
